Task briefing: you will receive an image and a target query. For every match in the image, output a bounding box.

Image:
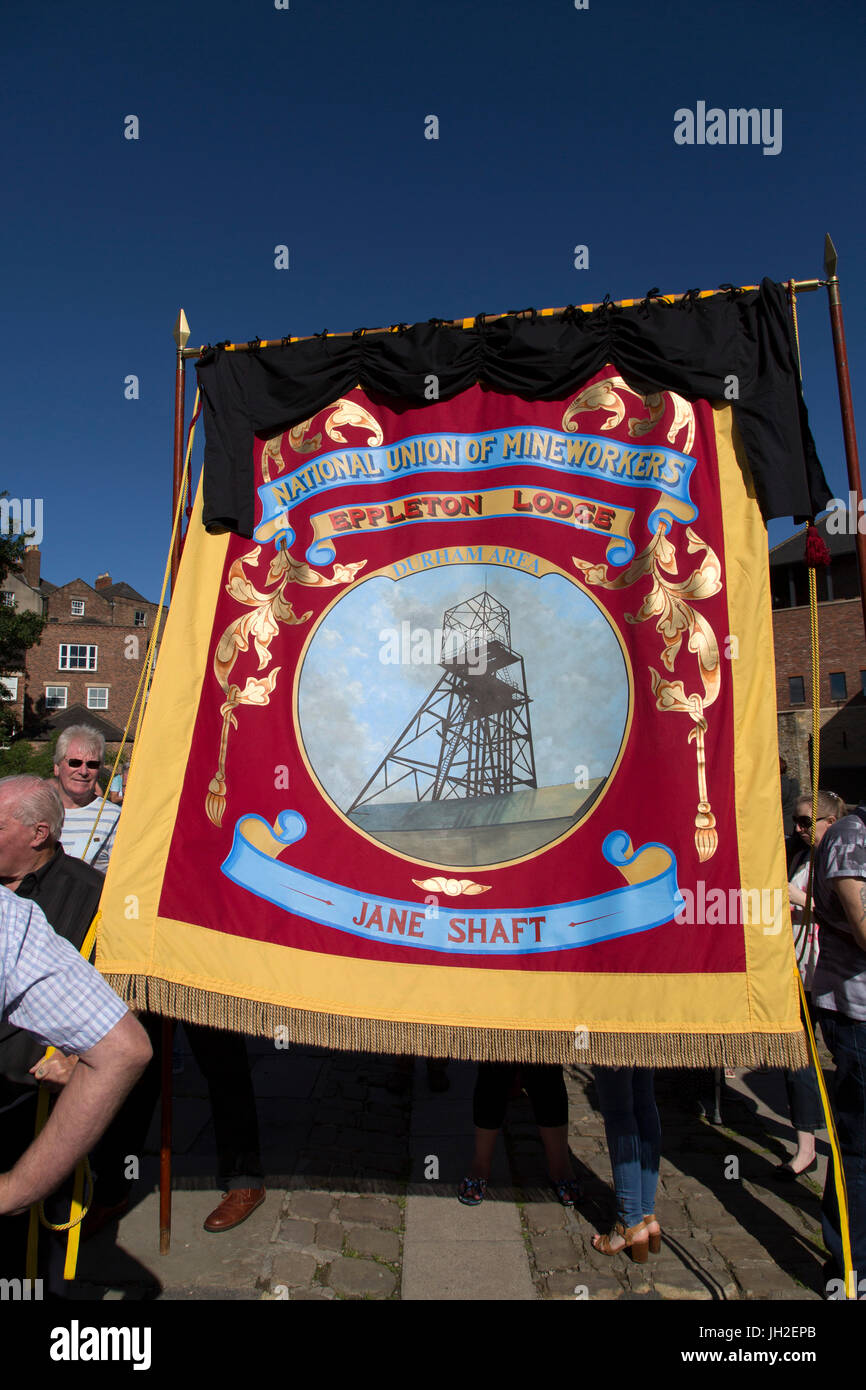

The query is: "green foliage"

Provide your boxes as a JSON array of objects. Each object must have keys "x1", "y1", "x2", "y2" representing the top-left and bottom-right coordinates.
[
  {"x1": 0, "y1": 731, "x2": 59, "y2": 779},
  {"x1": 0, "y1": 516, "x2": 27, "y2": 586},
  {"x1": 0, "y1": 495, "x2": 47, "y2": 742},
  {"x1": 0, "y1": 606, "x2": 44, "y2": 671}
]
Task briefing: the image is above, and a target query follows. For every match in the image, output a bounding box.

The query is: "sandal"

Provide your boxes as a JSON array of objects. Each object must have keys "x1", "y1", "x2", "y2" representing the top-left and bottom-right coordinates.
[
  {"x1": 553, "y1": 1179, "x2": 581, "y2": 1208},
  {"x1": 591, "y1": 1219, "x2": 649, "y2": 1263},
  {"x1": 458, "y1": 1176, "x2": 488, "y2": 1206},
  {"x1": 643, "y1": 1212, "x2": 662, "y2": 1253}
]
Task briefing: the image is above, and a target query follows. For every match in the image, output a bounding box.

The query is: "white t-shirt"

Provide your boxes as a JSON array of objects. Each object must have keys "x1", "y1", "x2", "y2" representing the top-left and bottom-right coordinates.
[
  {"x1": 789, "y1": 858, "x2": 819, "y2": 991},
  {"x1": 59, "y1": 800, "x2": 121, "y2": 873}
]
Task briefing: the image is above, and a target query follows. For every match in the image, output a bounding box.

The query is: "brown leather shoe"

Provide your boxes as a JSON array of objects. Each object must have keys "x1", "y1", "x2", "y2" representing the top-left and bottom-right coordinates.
[{"x1": 203, "y1": 1187, "x2": 266, "y2": 1233}]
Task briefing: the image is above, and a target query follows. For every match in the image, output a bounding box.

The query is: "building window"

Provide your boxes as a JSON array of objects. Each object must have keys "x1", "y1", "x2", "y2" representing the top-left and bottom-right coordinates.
[
  {"x1": 59, "y1": 643, "x2": 97, "y2": 671},
  {"x1": 2, "y1": 591, "x2": 14, "y2": 608},
  {"x1": 861, "y1": 671, "x2": 866, "y2": 698},
  {"x1": 0, "y1": 676, "x2": 19, "y2": 702},
  {"x1": 134, "y1": 610, "x2": 147, "y2": 627},
  {"x1": 45, "y1": 686, "x2": 68, "y2": 710},
  {"x1": 87, "y1": 687, "x2": 109, "y2": 710},
  {"x1": 788, "y1": 677, "x2": 805, "y2": 705},
  {"x1": 830, "y1": 671, "x2": 848, "y2": 702},
  {"x1": 71, "y1": 599, "x2": 85, "y2": 616}
]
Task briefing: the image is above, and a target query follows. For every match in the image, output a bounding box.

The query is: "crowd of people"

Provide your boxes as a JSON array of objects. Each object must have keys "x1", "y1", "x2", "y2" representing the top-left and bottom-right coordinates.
[{"x1": 1, "y1": 727, "x2": 866, "y2": 1297}]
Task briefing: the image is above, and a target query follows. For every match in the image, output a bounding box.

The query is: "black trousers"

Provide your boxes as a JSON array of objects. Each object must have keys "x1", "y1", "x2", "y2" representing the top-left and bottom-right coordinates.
[
  {"x1": 473, "y1": 1063, "x2": 568, "y2": 1130},
  {"x1": 0, "y1": 1094, "x2": 72, "y2": 1286},
  {"x1": 91, "y1": 1016, "x2": 263, "y2": 1203}
]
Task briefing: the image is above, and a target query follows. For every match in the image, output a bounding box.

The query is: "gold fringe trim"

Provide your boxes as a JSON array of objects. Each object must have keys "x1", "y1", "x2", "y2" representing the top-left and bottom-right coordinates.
[{"x1": 107, "y1": 974, "x2": 810, "y2": 1069}]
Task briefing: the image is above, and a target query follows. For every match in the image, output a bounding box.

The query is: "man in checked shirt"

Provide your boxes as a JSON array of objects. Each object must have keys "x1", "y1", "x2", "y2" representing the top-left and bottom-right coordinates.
[{"x1": 0, "y1": 884, "x2": 150, "y2": 1219}]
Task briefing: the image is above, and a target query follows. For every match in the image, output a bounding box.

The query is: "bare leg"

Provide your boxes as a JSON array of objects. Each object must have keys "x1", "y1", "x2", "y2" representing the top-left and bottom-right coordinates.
[
  {"x1": 538, "y1": 1124, "x2": 572, "y2": 1182},
  {"x1": 468, "y1": 1127, "x2": 499, "y2": 1179},
  {"x1": 790, "y1": 1129, "x2": 817, "y2": 1171}
]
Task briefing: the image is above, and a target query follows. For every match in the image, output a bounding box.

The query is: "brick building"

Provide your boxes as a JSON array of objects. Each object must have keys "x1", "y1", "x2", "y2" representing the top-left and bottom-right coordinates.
[
  {"x1": 21, "y1": 548, "x2": 165, "y2": 746},
  {"x1": 771, "y1": 518, "x2": 866, "y2": 805}
]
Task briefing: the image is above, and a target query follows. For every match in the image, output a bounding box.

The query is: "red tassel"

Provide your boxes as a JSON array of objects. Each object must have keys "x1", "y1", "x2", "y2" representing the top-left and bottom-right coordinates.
[{"x1": 804, "y1": 523, "x2": 830, "y2": 568}]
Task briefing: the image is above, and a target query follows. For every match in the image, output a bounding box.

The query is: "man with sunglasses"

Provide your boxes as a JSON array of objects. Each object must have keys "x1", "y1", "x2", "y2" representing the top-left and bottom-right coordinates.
[{"x1": 53, "y1": 726, "x2": 120, "y2": 872}]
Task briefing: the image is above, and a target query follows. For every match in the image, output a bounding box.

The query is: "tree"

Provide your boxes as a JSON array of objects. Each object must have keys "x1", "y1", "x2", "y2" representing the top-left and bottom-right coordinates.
[
  {"x1": 0, "y1": 729, "x2": 59, "y2": 778},
  {"x1": 0, "y1": 498, "x2": 47, "y2": 745}
]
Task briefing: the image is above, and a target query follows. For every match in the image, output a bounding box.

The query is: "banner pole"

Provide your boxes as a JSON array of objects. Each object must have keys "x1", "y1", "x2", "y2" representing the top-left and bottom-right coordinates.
[
  {"x1": 178, "y1": 278, "x2": 823, "y2": 359},
  {"x1": 172, "y1": 311, "x2": 190, "y2": 586},
  {"x1": 823, "y1": 236, "x2": 866, "y2": 643},
  {"x1": 157, "y1": 309, "x2": 191, "y2": 1256}
]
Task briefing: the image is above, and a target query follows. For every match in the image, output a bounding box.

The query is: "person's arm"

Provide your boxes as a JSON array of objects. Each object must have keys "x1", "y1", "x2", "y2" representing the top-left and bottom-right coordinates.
[
  {"x1": 788, "y1": 882, "x2": 808, "y2": 908},
  {"x1": 832, "y1": 877, "x2": 866, "y2": 953},
  {"x1": 0, "y1": 1010, "x2": 150, "y2": 1216}
]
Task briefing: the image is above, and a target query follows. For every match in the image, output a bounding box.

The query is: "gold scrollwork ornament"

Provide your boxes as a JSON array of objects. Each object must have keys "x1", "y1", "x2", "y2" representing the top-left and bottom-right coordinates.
[
  {"x1": 574, "y1": 525, "x2": 721, "y2": 861},
  {"x1": 206, "y1": 544, "x2": 365, "y2": 826}
]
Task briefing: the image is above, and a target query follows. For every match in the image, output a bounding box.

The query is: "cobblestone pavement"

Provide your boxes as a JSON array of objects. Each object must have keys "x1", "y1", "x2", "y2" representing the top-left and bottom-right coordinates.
[
  {"x1": 514, "y1": 1066, "x2": 827, "y2": 1301},
  {"x1": 73, "y1": 1034, "x2": 831, "y2": 1301}
]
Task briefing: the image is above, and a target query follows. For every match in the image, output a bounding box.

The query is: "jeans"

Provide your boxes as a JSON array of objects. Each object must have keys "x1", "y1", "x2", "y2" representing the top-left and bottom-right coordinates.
[
  {"x1": 783, "y1": 992, "x2": 823, "y2": 1134},
  {"x1": 816, "y1": 1007, "x2": 866, "y2": 1284},
  {"x1": 784, "y1": 1063, "x2": 823, "y2": 1134},
  {"x1": 592, "y1": 1067, "x2": 660, "y2": 1228}
]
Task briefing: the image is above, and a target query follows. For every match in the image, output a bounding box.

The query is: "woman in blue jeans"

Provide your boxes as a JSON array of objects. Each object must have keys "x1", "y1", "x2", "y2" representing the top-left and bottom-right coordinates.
[{"x1": 590, "y1": 1066, "x2": 661, "y2": 1262}]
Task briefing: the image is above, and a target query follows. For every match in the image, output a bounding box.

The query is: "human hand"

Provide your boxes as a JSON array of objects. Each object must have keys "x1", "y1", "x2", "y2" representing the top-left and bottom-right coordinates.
[{"x1": 30, "y1": 1051, "x2": 79, "y2": 1090}]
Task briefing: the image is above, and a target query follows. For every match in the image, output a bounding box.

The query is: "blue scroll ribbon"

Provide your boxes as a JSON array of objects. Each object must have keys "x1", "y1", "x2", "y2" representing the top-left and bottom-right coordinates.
[
  {"x1": 254, "y1": 427, "x2": 698, "y2": 562},
  {"x1": 221, "y1": 812, "x2": 683, "y2": 957}
]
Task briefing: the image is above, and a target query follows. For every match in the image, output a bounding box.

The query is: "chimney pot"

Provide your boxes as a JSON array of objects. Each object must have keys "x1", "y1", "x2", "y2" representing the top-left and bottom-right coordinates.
[{"x1": 94, "y1": 572, "x2": 112, "y2": 590}]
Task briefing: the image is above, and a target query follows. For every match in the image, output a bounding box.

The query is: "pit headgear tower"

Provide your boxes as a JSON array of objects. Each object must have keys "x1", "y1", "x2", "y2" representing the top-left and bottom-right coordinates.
[{"x1": 349, "y1": 589, "x2": 537, "y2": 809}]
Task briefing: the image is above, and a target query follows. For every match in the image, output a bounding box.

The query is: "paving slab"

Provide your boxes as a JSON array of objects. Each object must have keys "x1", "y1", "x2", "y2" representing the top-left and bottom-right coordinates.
[
  {"x1": 74, "y1": 1188, "x2": 278, "y2": 1298},
  {"x1": 402, "y1": 1233, "x2": 536, "y2": 1301}
]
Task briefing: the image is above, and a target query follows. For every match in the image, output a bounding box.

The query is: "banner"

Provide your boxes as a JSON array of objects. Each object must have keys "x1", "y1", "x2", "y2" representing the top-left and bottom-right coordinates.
[{"x1": 97, "y1": 350, "x2": 814, "y2": 1065}]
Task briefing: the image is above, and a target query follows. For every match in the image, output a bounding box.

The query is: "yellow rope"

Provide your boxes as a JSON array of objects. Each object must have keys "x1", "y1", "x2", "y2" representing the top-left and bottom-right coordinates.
[
  {"x1": 785, "y1": 280, "x2": 855, "y2": 1292},
  {"x1": 788, "y1": 281, "x2": 804, "y2": 381},
  {"x1": 23, "y1": 402, "x2": 200, "y2": 1283},
  {"x1": 24, "y1": 916, "x2": 101, "y2": 1277},
  {"x1": 79, "y1": 386, "x2": 201, "y2": 854},
  {"x1": 797, "y1": 562, "x2": 855, "y2": 1297}
]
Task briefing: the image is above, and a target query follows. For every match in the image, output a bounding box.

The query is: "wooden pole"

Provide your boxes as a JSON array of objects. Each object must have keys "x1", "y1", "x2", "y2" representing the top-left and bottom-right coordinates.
[
  {"x1": 823, "y1": 236, "x2": 866, "y2": 644},
  {"x1": 159, "y1": 310, "x2": 190, "y2": 1256},
  {"x1": 171, "y1": 312, "x2": 189, "y2": 587}
]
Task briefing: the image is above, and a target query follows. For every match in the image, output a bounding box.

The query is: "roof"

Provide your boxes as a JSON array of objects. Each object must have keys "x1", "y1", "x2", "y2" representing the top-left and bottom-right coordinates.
[
  {"x1": 769, "y1": 512, "x2": 855, "y2": 568},
  {"x1": 39, "y1": 576, "x2": 163, "y2": 608},
  {"x1": 41, "y1": 578, "x2": 112, "y2": 600},
  {"x1": 44, "y1": 704, "x2": 127, "y2": 744},
  {"x1": 100, "y1": 581, "x2": 155, "y2": 605}
]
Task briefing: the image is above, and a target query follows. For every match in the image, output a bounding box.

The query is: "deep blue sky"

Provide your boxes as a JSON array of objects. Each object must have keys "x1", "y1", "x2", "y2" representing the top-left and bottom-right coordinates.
[{"x1": 2, "y1": 0, "x2": 864, "y2": 599}]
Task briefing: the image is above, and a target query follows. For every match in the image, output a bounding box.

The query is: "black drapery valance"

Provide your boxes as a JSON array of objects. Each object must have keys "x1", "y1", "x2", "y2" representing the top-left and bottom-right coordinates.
[{"x1": 196, "y1": 279, "x2": 830, "y2": 537}]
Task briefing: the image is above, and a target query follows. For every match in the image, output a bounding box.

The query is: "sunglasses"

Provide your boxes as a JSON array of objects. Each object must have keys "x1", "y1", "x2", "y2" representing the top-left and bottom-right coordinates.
[
  {"x1": 794, "y1": 815, "x2": 829, "y2": 830},
  {"x1": 65, "y1": 758, "x2": 101, "y2": 770}
]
